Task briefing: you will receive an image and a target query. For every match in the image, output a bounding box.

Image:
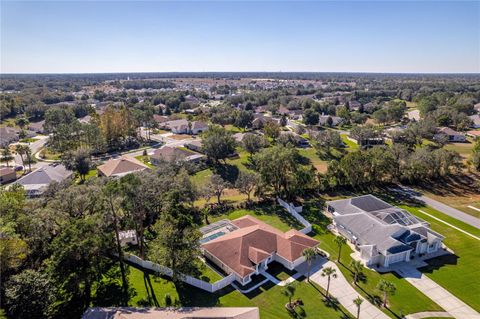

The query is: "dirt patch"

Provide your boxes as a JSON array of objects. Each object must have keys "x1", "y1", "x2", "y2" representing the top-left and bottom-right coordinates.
[{"x1": 314, "y1": 162, "x2": 328, "y2": 173}]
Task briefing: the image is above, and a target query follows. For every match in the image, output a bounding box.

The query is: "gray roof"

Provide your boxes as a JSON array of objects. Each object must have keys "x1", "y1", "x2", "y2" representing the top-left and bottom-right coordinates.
[
  {"x1": 15, "y1": 164, "x2": 72, "y2": 194},
  {"x1": 334, "y1": 213, "x2": 412, "y2": 254},
  {"x1": 0, "y1": 127, "x2": 19, "y2": 146},
  {"x1": 330, "y1": 195, "x2": 443, "y2": 255},
  {"x1": 327, "y1": 194, "x2": 391, "y2": 215}
]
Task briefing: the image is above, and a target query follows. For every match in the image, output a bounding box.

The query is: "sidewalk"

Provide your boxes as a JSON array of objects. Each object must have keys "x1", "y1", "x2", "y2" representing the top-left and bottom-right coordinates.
[
  {"x1": 396, "y1": 266, "x2": 480, "y2": 319},
  {"x1": 309, "y1": 261, "x2": 390, "y2": 319}
]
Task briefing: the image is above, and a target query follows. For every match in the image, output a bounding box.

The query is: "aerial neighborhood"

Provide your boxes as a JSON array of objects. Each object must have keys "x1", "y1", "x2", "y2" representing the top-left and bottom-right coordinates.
[{"x1": 1, "y1": 71, "x2": 479, "y2": 319}]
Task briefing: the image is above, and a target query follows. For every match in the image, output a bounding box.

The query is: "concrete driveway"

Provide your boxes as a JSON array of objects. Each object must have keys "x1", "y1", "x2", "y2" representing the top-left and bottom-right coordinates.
[
  {"x1": 309, "y1": 261, "x2": 390, "y2": 319},
  {"x1": 396, "y1": 266, "x2": 480, "y2": 319}
]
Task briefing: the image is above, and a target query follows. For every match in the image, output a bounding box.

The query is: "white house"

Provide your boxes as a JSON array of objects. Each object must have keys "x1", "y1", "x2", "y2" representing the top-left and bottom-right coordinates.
[{"x1": 327, "y1": 195, "x2": 444, "y2": 268}]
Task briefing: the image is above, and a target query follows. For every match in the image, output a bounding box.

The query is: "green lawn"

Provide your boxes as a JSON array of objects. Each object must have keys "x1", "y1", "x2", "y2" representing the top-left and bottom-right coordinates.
[
  {"x1": 74, "y1": 169, "x2": 97, "y2": 183},
  {"x1": 444, "y1": 139, "x2": 475, "y2": 159},
  {"x1": 208, "y1": 207, "x2": 302, "y2": 232},
  {"x1": 399, "y1": 205, "x2": 480, "y2": 312},
  {"x1": 190, "y1": 147, "x2": 252, "y2": 186},
  {"x1": 298, "y1": 147, "x2": 328, "y2": 173},
  {"x1": 300, "y1": 202, "x2": 443, "y2": 317},
  {"x1": 134, "y1": 155, "x2": 155, "y2": 169},
  {"x1": 127, "y1": 266, "x2": 355, "y2": 319},
  {"x1": 39, "y1": 148, "x2": 62, "y2": 160},
  {"x1": 340, "y1": 134, "x2": 359, "y2": 151},
  {"x1": 19, "y1": 137, "x2": 39, "y2": 143}
]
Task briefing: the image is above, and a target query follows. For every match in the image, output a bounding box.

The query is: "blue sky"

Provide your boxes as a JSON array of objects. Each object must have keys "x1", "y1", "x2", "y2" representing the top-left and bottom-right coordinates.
[{"x1": 1, "y1": 1, "x2": 479, "y2": 73}]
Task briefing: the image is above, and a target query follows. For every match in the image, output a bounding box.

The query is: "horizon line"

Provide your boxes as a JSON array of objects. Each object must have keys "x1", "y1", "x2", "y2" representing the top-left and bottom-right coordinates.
[{"x1": 2, "y1": 71, "x2": 480, "y2": 76}]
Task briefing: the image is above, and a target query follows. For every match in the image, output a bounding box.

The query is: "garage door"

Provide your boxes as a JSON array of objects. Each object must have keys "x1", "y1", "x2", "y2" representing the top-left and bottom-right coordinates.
[{"x1": 389, "y1": 252, "x2": 406, "y2": 264}]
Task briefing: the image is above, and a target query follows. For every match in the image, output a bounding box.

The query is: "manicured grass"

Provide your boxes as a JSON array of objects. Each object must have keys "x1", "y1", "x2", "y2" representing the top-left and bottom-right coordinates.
[
  {"x1": 400, "y1": 205, "x2": 480, "y2": 312},
  {"x1": 224, "y1": 125, "x2": 243, "y2": 133},
  {"x1": 74, "y1": 169, "x2": 97, "y2": 183},
  {"x1": 313, "y1": 228, "x2": 443, "y2": 317},
  {"x1": 301, "y1": 202, "x2": 443, "y2": 317},
  {"x1": 127, "y1": 266, "x2": 355, "y2": 318},
  {"x1": 196, "y1": 261, "x2": 223, "y2": 282},
  {"x1": 19, "y1": 137, "x2": 39, "y2": 143},
  {"x1": 208, "y1": 206, "x2": 303, "y2": 232},
  {"x1": 340, "y1": 134, "x2": 359, "y2": 151},
  {"x1": 39, "y1": 148, "x2": 61, "y2": 160},
  {"x1": 134, "y1": 155, "x2": 155, "y2": 169}
]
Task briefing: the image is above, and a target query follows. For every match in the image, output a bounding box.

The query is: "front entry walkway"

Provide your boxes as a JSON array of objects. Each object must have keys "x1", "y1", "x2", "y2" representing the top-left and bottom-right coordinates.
[
  {"x1": 309, "y1": 261, "x2": 390, "y2": 319},
  {"x1": 396, "y1": 266, "x2": 480, "y2": 319}
]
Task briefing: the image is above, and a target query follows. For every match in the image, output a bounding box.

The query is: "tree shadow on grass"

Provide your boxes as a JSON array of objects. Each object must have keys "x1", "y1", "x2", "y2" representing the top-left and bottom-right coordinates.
[
  {"x1": 144, "y1": 273, "x2": 160, "y2": 307},
  {"x1": 173, "y1": 281, "x2": 223, "y2": 307},
  {"x1": 308, "y1": 281, "x2": 354, "y2": 318},
  {"x1": 213, "y1": 164, "x2": 239, "y2": 184}
]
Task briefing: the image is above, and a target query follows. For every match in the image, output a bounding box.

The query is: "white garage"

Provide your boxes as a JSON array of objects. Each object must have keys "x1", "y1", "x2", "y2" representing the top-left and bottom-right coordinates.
[{"x1": 384, "y1": 251, "x2": 410, "y2": 267}]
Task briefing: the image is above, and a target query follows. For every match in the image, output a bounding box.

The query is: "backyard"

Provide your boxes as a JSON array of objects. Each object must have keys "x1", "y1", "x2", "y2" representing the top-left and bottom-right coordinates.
[{"x1": 121, "y1": 199, "x2": 448, "y2": 319}]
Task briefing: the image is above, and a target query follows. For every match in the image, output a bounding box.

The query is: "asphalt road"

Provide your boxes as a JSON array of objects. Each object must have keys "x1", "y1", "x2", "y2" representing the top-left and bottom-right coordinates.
[{"x1": 393, "y1": 186, "x2": 480, "y2": 229}]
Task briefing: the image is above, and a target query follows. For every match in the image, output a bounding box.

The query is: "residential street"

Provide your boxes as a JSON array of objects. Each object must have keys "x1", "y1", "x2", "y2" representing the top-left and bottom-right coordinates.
[
  {"x1": 392, "y1": 186, "x2": 480, "y2": 229},
  {"x1": 11, "y1": 135, "x2": 50, "y2": 170}
]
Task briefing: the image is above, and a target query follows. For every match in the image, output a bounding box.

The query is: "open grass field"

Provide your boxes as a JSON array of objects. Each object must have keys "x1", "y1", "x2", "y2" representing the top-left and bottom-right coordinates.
[
  {"x1": 444, "y1": 139, "x2": 475, "y2": 160},
  {"x1": 399, "y1": 205, "x2": 480, "y2": 312},
  {"x1": 298, "y1": 147, "x2": 328, "y2": 173}
]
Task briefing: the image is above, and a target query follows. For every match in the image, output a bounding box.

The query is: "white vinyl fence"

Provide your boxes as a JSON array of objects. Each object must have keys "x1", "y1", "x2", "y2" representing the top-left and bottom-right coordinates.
[
  {"x1": 124, "y1": 254, "x2": 235, "y2": 293},
  {"x1": 277, "y1": 198, "x2": 312, "y2": 234}
]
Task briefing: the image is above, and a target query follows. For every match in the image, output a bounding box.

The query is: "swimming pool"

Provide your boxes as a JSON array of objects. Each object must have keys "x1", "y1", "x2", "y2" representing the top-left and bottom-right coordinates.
[{"x1": 200, "y1": 231, "x2": 226, "y2": 244}]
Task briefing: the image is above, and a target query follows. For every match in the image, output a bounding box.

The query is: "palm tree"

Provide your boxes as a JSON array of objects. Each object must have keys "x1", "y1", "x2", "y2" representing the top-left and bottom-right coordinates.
[
  {"x1": 377, "y1": 280, "x2": 396, "y2": 307},
  {"x1": 15, "y1": 145, "x2": 26, "y2": 169},
  {"x1": 302, "y1": 247, "x2": 317, "y2": 281},
  {"x1": 350, "y1": 260, "x2": 363, "y2": 285},
  {"x1": 24, "y1": 147, "x2": 33, "y2": 172},
  {"x1": 334, "y1": 236, "x2": 347, "y2": 262},
  {"x1": 321, "y1": 266, "x2": 337, "y2": 298},
  {"x1": 353, "y1": 296, "x2": 363, "y2": 319},
  {"x1": 1, "y1": 147, "x2": 14, "y2": 167},
  {"x1": 282, "y1": 283, "x2": 296, "y2": 309}
]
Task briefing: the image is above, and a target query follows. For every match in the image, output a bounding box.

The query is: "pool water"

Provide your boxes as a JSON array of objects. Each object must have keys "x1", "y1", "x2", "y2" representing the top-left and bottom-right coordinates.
[{"x1": 200, "y1": 231, "x2": 226, "y2": 244}]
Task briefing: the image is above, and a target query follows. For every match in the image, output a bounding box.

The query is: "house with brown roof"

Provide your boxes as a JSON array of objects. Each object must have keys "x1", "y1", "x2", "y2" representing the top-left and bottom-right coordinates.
[
  {"x1": 0, "y1": 167, "x2": 17, "y2": 185},
  {"x1": 153, "y1": 114, "x2": 169, "y2": 125},
  {"x1": 201, "y1": 215, "x2": 319, "y2": 285},
  {"x1": 97, "y1": 156, "x2": 149, "y2": 177},
  {"x1": 150, "y1": 146, "x2": 204, "y2": 164}
]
